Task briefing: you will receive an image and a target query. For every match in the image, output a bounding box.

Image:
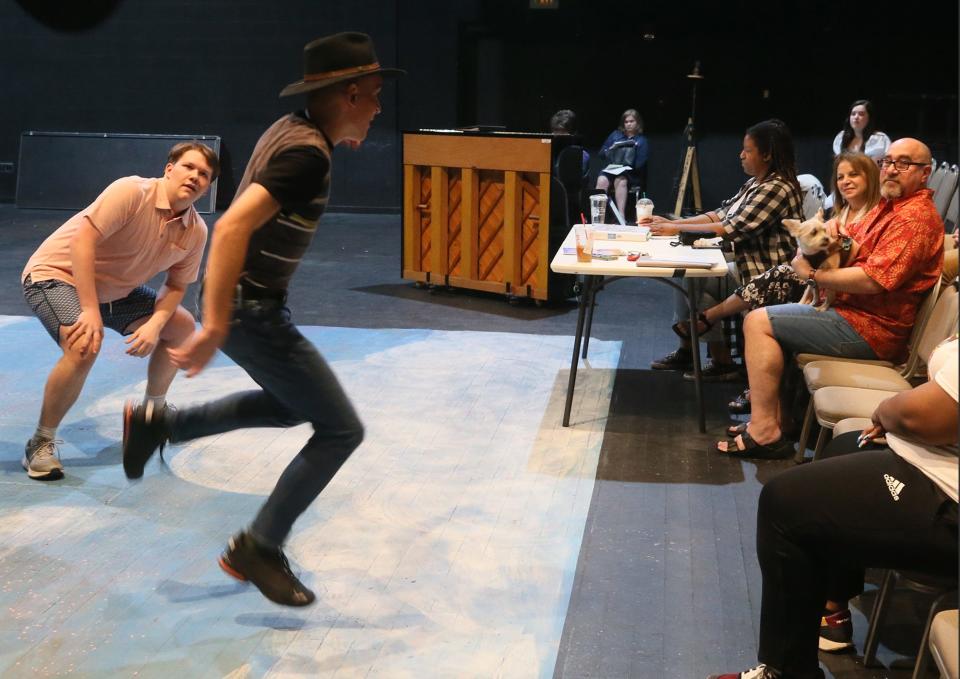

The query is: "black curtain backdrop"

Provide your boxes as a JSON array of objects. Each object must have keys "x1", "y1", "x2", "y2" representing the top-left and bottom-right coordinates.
[
  {"x1": 466, "y1": 0, "x2": 959, "y2": 209},
  {"x1": 1, "y1": 0, "x2": 956, "y2": 211},
  {"x1": 1, "y1": 0, "x2": 409, "y2": 210}
]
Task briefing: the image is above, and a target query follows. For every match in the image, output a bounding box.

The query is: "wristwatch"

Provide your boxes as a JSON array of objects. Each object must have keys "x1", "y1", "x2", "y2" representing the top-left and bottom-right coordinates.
[{"x1": 808, "y1": 268, "x2": 818, "y2": 283}]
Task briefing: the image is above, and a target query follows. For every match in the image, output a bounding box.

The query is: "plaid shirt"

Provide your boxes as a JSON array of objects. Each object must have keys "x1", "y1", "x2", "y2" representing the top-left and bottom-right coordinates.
[{"x1": 717, "y1": 175, "x2": 802, "y2": 281}]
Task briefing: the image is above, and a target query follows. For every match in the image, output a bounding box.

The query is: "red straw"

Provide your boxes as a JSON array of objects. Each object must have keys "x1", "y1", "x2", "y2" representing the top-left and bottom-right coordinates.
[{"x1": 580, "y1": 212, "x2": 587, "y2": 224}]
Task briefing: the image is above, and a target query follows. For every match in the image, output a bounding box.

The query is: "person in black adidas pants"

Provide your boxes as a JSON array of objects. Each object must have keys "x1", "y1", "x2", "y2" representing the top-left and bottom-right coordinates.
[{"x1": 711, "y1": 337, "x2": 958, "y2": 679}]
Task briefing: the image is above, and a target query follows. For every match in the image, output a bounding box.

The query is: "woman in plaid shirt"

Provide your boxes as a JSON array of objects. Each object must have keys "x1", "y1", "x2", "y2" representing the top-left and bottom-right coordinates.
[{"x1": 642, "y1": 119, "x2": 803, "y2": 380}]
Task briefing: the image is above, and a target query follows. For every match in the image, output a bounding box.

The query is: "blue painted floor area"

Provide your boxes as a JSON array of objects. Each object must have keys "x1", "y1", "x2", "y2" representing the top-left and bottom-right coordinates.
[{"x1": 0, "y1": 315, "x2": 621, "y2": 678}]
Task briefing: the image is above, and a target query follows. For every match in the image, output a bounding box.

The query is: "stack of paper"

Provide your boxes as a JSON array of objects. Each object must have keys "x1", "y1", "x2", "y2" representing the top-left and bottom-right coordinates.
[
  {"x1": 591, "y1": 224, "x2": 651, "y2": 242},
  {"x1": 634, "y1": 256, "x2": 717, "y2": 269}
]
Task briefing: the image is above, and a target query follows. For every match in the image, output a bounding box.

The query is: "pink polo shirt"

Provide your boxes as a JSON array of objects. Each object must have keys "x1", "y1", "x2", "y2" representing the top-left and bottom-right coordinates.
[{"x1": 22, "y1": 176, "x2": 208, "y2": 303}]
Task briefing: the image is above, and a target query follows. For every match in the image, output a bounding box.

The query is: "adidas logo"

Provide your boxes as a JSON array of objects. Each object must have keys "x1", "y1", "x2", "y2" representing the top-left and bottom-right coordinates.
[{"x1": 884, "y1": 473, "x2": 905, "y2": 501}]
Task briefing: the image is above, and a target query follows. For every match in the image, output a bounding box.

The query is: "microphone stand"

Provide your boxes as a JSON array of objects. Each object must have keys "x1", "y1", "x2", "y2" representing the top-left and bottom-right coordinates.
[{"x1": 672, "y1": 61, "x2": 705, "y2": 217}]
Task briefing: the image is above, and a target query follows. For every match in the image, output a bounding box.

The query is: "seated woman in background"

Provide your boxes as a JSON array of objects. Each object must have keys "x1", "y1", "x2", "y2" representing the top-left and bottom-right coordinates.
[
  {"x1": 823, "y1": 100, "x2": 889, "y2": 213},
  {"x1": 832, "y1": 99, "x2": 891, "y2": 160},
  {"x1": 711, "y1": 152, "x2": 881, "y2": 414},
  {"x1": 641, "y1": 119, "x2": 803, "y2": 381},
  {"x1": 595, "y1": 108, "x2": 648, "y2": 219},
  {"x1": 710, "y1": 335, "x2": 958, "y2": 679}
]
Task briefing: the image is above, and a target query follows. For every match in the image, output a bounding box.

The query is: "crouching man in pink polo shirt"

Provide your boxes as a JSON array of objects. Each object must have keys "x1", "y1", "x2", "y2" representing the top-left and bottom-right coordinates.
[{"x1": 20, "y1": 142, "x2": 218, "y2": 480}]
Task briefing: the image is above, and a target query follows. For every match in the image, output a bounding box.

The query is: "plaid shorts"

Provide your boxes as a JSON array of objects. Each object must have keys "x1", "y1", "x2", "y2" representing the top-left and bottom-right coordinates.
[{"x1": 22, "y1": 275, "x2": 157, "y2": 344}]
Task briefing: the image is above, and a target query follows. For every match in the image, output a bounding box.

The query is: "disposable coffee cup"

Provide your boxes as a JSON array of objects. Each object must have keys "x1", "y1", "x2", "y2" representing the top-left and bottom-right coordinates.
[
  {"x1": 589, "y1": 194, "x2": 606, "y2": 225},
  {"x1": 574, "y1": 225, "x2": 593, "y2": 262},
  {"x1": 636, "y1": 197, "x2": 654, "y2": 221}
]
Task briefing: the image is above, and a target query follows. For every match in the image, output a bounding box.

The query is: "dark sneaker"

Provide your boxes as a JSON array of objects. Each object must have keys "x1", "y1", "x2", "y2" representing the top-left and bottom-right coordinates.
[
  {"x1": 818, "y1": 608, "x2": 854, "y2": 652},
  {"x1": 122, "y1": 400, "x2": 169, "y2": 479},
  {"x1": 683, "y1": 360, "x2": 743, "y2": 382},
  {"x1": 218, "y1": 532, "x2": 316, "y2": 607},
  {"x1": 650, "y1": 347, "x2": 693, "y2": 370},
  {"x1": 707, "y1": 664, "x2": 781, "y2": 679},
  {"x1": 22, "y1": 437, "x2": 64, "y2": 480}
]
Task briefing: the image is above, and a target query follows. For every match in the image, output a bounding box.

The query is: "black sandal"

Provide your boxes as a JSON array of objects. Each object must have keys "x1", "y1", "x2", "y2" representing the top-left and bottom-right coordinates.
[
  {"x1": 671, "y1": 312, "x2": 714, "y2": 340},
  {"x1": 727, "y1": 388, "x2": 751, "y2": 414},
  {"x1": 715, "y1": 430, "x2": 795, "y2": 459}
]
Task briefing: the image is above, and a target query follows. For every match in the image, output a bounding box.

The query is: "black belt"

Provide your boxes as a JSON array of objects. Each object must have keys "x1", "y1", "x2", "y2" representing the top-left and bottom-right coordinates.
[{"x1": 235, "y1": 283, "x2": 287, "y2": 304}]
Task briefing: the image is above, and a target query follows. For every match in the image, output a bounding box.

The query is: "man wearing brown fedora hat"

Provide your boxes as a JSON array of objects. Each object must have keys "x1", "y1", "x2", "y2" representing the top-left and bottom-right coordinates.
[{"x1": 122, "y1": 32, "x2": 403, "y2": 607}]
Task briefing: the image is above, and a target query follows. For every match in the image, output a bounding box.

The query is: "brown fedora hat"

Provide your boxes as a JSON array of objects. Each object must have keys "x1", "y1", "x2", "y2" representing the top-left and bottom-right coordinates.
[{"x1": 279, "y1": 31, "x2": 404, "y2": 98}]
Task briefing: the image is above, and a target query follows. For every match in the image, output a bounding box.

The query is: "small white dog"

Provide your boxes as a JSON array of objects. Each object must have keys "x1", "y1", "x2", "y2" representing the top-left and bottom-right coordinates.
[{"x1": 782, "y1": 209, "x2": 857, "y2": 311}]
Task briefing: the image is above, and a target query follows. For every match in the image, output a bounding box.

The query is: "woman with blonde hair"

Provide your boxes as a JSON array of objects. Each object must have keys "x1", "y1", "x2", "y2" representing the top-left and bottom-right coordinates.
[
  {"x1": 828, "y1": 151, "x2": 881, "y2": 231},
  {"x1": 722, "y1": 152, "x2": 882, "y2": 414},
  {"x1": 595, "y1": 108, "x2": 648, "y2": 219}
]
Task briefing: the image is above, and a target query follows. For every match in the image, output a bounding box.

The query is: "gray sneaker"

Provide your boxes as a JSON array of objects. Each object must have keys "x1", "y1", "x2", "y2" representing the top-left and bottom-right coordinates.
[{"x1": 22, "y1": 437, "x2": 64, "y2": 480}]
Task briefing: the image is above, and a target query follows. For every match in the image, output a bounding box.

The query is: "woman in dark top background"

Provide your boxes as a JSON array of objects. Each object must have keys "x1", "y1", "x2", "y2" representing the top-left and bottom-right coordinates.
[{"x1": 595, "y1": 108, "x2": 648, "y2": 219}]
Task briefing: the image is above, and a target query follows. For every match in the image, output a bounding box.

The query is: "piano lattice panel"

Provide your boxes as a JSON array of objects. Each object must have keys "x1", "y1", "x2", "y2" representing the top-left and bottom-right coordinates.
[
  {"x1": 477, "y1": 171, "x2": 505, "y2": 283},
  {"x1": 418, "y1": 171, "x2": 432, "y2": 272},
  {"x1": 519, "y1": 172, "x2": 541, "y2": 288}
]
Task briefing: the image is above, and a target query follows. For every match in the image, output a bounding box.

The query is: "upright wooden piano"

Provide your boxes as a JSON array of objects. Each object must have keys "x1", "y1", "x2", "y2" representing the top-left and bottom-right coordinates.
[{"x1": 401, "y1": 129, "x2": 577, "y2": 302}]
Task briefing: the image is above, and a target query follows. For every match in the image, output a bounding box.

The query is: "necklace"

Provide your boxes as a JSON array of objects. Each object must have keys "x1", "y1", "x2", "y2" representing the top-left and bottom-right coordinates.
[{"x1": 839, "y1": 204, "x2": 867, "y2": 231}]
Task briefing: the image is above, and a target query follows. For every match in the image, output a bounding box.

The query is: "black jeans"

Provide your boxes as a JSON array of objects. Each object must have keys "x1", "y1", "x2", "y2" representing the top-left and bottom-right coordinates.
[
  {"x1": 756, "y1": 431, "x2": 957, "y2": 677},
  {"x1": 169, "y1": 299, "x2": 364, "y2": 547}
]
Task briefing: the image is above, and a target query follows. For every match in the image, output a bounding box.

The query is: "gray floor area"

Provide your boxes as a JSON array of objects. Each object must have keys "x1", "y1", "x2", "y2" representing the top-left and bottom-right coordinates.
[{"x1": 0, "y1": 205, "x2": 934, "y2": 677}]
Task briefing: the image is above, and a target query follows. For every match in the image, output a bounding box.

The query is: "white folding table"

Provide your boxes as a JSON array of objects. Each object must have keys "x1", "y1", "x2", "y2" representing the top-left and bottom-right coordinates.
[{"x1": 550, "y1": 228, "x2": 730, "y2": 432}]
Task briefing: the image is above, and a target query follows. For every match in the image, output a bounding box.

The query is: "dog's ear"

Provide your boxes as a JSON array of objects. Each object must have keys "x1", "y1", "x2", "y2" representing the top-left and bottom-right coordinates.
[
  {"x1": 815, "y1": 208, "x2": 824, "y2": 222},
  {"x1": 783, "y1": 219, "x2": 802, "y2": 236}
]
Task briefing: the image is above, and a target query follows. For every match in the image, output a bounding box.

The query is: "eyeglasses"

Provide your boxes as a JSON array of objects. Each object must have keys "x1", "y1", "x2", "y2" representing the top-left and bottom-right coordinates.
[{"x1": 878, "y1": 158, "x2": 930, "y2": 172}]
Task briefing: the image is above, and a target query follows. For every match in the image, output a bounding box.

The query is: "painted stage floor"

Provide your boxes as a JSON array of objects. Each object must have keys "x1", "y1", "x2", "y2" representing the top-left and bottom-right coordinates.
[{"x1": 0, "y1": 316, "x2": 621, "y2": 678}]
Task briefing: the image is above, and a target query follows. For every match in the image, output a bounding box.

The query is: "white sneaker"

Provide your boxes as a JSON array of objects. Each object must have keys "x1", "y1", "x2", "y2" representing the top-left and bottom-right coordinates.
[
  {"x1": 707, "y1": 665, "x2": 781, "y2": 679},
  {"x1": 22, "y1": 437, "x2": 64, "y2": 480},
  {"x1": 709, "y1": 664, "x2": 824, "y2": 679}
]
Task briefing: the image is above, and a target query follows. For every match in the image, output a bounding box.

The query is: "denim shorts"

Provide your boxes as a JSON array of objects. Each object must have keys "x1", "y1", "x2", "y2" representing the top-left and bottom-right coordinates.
[
  {"x1": 765, "y1": 303, "x2": 877, "y2": 359},
  {"x1": 22, "y1": 275, "x2": 156, "y2": 344}
]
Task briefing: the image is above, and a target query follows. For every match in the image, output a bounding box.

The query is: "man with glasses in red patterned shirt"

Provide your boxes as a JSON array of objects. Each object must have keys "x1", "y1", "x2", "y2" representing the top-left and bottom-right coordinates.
[{"x1": 718, "y1": 137, "x2": 943, "y2": 459}]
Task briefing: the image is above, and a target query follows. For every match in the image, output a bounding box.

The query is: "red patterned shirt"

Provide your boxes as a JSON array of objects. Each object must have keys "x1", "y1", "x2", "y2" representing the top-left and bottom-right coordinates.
[{"x1": 834, "y1": 189, "x2": 943, "y2": 363}]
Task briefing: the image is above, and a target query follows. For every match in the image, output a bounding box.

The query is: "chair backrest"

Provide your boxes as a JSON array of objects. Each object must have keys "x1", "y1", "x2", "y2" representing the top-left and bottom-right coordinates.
[
  {"x1": 944, "y1": 184, "x2": 959, "y2": 231},
  {"x1": 900, "y1": 276, "x2": 943, "y2": 377},
  {"x1": 933, "y1": 165, "x2": 959, "y2": 218},
  {"x1": 798, "y1": 173, "x2": 826, "y2": 220},
  {"x1": 556, "y1": 145, "x2": 583, "y2": 183},
  {"x1": 549, "y1": 175, "x2": 572, "y2": 228},
  {"x1": 927, "y1": 161, "x2": 948, "y2": 192},
  {"x1": 555, "y1": 145, "x2": 586, "y2": 220},
  {"x1": 916, "y1": 281, "x2": 958, "y2": 371},
  {"x1": 930, "y1": 609, "x2": 959, "y2": 679}
]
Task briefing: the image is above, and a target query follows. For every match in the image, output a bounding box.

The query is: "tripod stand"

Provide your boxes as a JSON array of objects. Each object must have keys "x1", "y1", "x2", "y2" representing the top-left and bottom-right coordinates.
[{"x1": 672, "y1": 62, "x2": 704, "y2": 217}]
